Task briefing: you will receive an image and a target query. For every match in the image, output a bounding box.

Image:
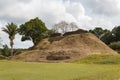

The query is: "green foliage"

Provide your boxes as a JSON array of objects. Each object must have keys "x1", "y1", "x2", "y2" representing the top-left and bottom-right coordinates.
[
  {"x1": 100, "y1": 31, "x2": 115, "y2": 44},
  {"x1": 2, "y1": 22, "x2": 18, "y2": 56},
  {"x1": 50, "y1": 33, "x2": 61, "y2": 37},
  {"x1": 109, "y1": 41, "x2": 120, "y2": 53},
  {"x1": 63, "y1": 29, "x2": 88, "y2": 36},
  {"x1": 43, "y1": 30, "x2": 55, "y2": 38},
  {"x1": 112, "y1": 26, "x2": 120, "y2": 41},
  {"x1": 0, "y1": 45, "x2": 26, "y2": 57},
  {"x1": 89, "y1": 27, "x2": 105, "y2": 38},
  {"x1": 74, "y1": 54, "x2": 120, "y2": 64},
  {"x1": 2, "y1": 45, "x2": 10, "y2": 57},
  {"x1": 2, "y1": 23, "x2": 18, "y2": 39},
  {"x1": 89, "y1": 27, "x2": 114, "y2": 44},
  {"x1": 18, "y1": 17, "x2": 48, "y2": 45}
]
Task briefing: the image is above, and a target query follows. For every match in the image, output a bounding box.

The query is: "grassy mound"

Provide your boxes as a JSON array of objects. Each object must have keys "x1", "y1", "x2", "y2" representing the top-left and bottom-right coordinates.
[
  {"x1": 74, "y1": 54, "x2": 120, "y2": 64},
  {"x1": 14, "y1": 32, "x2": 117, "y2": 62}
]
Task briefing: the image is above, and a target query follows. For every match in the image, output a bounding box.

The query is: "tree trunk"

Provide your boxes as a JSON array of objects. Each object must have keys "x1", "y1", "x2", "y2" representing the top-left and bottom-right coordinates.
[{"x1": 10, "y1": 40, "x2": 14, "y2": 56}]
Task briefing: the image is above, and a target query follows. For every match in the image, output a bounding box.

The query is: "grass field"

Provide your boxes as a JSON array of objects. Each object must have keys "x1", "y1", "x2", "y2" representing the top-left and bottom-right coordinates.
[{"x1": 0, "y1": 55, "x2": 120, "y2": 80}]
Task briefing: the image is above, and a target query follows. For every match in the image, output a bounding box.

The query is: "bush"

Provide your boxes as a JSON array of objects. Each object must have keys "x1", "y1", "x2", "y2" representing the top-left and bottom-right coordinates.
[
  {"x1": 63, "y1": 29, "x2": 88, "y2": 36},
  {"x1": 50, "y1": 33, "x2": 61, "y2": 37},
  {"x1": 46, "y1": 51, "x2": 70, "y2": 60},
  {"x1": 109, "y1": 41, "x2": 120, "y2": 53},
  {"x1": 1, "y1": 45, "x2": 10, "y2": 57},
  {"x1": 1, "y1": 45, "x2": 25, "y2": 57}
]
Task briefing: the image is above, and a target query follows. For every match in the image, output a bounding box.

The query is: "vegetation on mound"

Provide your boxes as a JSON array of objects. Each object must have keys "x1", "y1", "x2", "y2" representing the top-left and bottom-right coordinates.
[
  {"x1": 74, "y1": 54, "x2": 120, "y2": 64},
  {"x1": 14, "y1": 32, "x2": 117, "y2": 62}
]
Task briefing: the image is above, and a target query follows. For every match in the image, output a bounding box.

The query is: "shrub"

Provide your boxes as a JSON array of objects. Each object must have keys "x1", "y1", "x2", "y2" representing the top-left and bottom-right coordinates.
[
  {"x1": 1, "y1": 45, "x2": 10, "y2": 57},
  {"x1": 109, "y1": 41, "x2": 120, "y2": 53},
  {"x1": 50, "y1": 33, "x2": 61, "y2": 37},
  {"x1": 63, "y1": 29, "x2": 88, "y2": 36}
]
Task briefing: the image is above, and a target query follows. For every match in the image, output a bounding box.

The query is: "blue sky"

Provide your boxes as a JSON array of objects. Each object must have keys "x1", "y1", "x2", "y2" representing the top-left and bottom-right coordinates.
[{"x1": 0, "y1": 0, "x2": 120, "y2": 48}]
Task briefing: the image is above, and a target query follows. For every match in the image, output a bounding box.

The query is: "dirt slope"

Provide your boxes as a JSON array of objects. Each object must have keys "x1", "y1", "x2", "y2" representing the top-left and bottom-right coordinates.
[{"x1": 13, "y1": 30, "x2": 117, "y2": 62}]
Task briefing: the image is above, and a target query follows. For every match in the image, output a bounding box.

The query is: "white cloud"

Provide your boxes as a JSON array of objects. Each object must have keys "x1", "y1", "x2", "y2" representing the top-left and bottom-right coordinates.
[
  {"x1": 87, "y1": 17, "x2": 114, "y2": 30},
  {"x1": 0, "y1": 0, "x2": 120, "y2": 48},
  {"x1": 65, "y1": 1, "x2": 85, "y2": 18},
  {"x1": 71, "y1": 0, "x2": 120, "y2": 17}
]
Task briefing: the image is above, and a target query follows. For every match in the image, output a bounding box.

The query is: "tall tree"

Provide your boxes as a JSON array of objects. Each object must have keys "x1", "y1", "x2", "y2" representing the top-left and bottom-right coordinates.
[
  {"x1": 69, "y1": 22, "x2": 79, "y2": 31},
  {"x1": 89, "y1": 27, "x2": 105, "y2": 39},
  {"x1": 112, "y1": 26, "x2": 120, "y2": 41},
  {"x1": 18, "y1": 17, "x2": 48, "y2": 46},
  {"x1": 90, "y1": 27, "x2": 111, "y2": 38},
  {"x1": 89, "y1": 27, "x2": 114, "y2": 44},
  {"x1": 53, "y1": 21, "x2": 68, "y2": 33},
  {"x1": 2, "y1": 23, "x2": 18, "y2": 56},
  {"x1": 53, "y1": 21, "x2": 79, "y2": 34},
  {"x1": 100, "y1": 31, "x2": 115, "y2": 44}
]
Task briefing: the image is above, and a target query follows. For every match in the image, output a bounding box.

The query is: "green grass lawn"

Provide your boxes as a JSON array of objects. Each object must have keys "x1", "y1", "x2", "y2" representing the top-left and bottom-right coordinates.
[{"x1": 0, "y1": 59, "x2": 120, "y2": 80}]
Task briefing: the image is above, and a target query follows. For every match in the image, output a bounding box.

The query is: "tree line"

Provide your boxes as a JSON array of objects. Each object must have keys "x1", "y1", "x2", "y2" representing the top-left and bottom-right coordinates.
[
  {"x1": 1, "y1": 17, "x2": 79, "y2": 57},
  {"x1": 89, "y1": 27, "x2": 120, "y2": 53},
  {"x1": 89, "y1": 27, "x2": 120, "y2": 45}
]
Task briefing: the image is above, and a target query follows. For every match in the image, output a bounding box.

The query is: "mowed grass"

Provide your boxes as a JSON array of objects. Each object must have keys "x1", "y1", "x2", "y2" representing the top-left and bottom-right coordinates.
[{"x1": 0, "y1": 55, "x2": 120, "y2": 80}]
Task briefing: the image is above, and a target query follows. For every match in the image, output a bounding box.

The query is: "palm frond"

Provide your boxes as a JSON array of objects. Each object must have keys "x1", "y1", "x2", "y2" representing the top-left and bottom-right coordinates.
[{"x1": 2, "y1": 22, "x2": 18, "y2": 39}]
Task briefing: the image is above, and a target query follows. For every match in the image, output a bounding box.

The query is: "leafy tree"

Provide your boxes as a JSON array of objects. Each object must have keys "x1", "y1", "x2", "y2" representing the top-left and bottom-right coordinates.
[
  {"x1": 100, "y1": 31, "x2": 115, "y2": 44},
  {"x1": 18, "y1": 17, "x2": 48, "y2": 46},
  {"x1": 89, "y1": 27, "x2": 114, "y2": 45},
  {"x1": 2, "y1": 23, "x2": 18, "y2": 56},
  {"x1": 112, "y1": 26, "x2": 120, "y2": 41},
  {"x1": 89, "y1": 27, "x2": 106, "y2": 39},
  {"x1": 109, "y1": 41, "x2": 120, "y2": 53}
]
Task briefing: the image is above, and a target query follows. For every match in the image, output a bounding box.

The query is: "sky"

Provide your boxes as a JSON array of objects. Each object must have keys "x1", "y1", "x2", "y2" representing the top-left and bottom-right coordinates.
[{"x1": 0, "y1": 0, "x2": 120, "y2": 48}]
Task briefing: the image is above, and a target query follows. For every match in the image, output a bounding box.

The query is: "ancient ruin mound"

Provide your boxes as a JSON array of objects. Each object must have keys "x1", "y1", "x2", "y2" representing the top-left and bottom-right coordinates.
[{"x1": 13, "y1": 29, "x2": 117, "y2": 62}]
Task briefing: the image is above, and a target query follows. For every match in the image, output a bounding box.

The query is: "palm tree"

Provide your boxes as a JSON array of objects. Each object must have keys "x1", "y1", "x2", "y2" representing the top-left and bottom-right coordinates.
[{"x1": 2, "y1": 23, "x2": 18, "y2": 56}]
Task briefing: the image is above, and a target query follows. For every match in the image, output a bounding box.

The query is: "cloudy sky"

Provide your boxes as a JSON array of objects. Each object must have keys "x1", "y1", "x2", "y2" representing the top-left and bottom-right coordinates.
[{"x1": 0, "y1": 0, "x2": 120, "y2": 48}]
